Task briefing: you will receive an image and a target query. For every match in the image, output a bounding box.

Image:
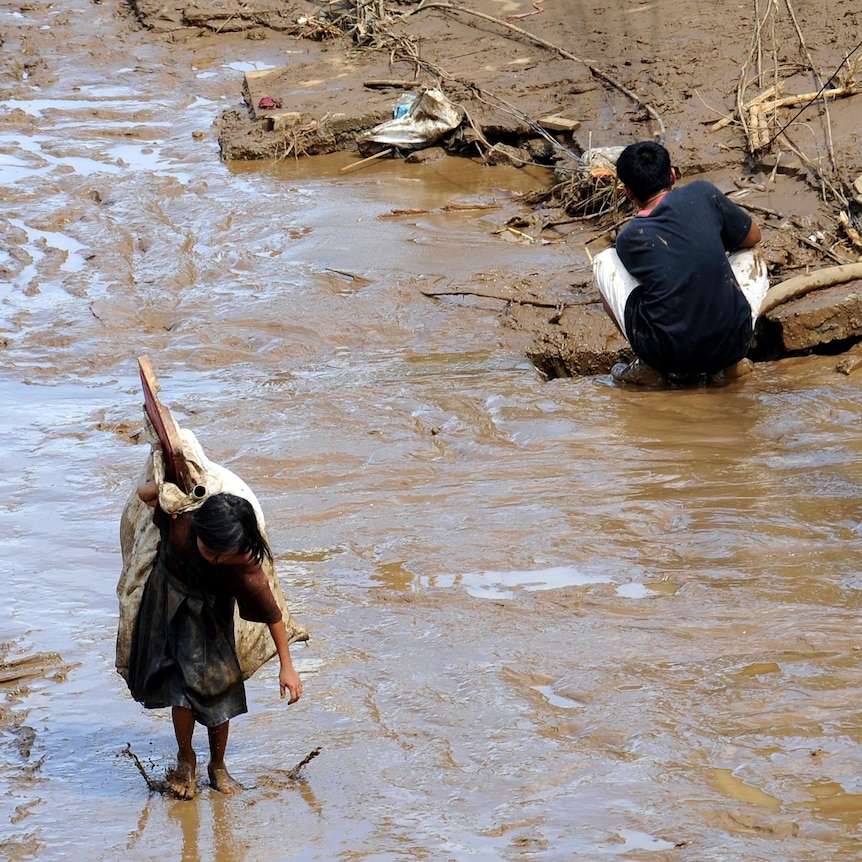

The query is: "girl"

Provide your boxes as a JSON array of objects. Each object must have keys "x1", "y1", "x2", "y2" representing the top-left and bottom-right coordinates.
[{"x1": 128, "y1": 483, "x2": 302, "y2": 799}]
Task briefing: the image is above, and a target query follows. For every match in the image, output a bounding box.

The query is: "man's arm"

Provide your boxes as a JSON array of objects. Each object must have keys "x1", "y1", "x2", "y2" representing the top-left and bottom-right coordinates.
[{"x1": 737, "y1": 220, "x2": 761, "y2": 249}]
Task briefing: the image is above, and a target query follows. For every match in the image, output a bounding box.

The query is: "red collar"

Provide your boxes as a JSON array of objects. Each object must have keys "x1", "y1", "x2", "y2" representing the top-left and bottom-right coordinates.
[{"x1": 637, "y1": 190, "x2": 670, "y2": 216}]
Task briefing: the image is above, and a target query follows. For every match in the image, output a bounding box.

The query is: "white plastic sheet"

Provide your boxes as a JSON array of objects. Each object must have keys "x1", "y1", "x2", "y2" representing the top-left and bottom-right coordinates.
[{"x1": 357, "y1": 88, "x2": 464, "y2": 154}]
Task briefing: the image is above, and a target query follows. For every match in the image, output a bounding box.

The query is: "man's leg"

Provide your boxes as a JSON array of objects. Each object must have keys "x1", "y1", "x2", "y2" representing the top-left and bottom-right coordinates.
[
  {"x1": 708, "y1": 249, "x2": 770, "y2": 382},
  {"x1": 592, "y1": 247, "x2": 639, "y2": 338},
  {"x1": 593, "y1": 249, "x2": 664, "y2": 385}
]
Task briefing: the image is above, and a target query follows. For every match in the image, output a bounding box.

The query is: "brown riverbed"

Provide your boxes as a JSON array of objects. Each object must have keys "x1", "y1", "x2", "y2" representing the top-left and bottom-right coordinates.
[{"x1": 4, "y1": 1, "x2": 862, "y2": 860}]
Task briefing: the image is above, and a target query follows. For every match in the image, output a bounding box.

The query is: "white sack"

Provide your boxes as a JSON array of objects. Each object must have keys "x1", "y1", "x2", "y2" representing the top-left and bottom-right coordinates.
[{"x1": 116, "y1": 418, "x2": 308, "y2": 683}]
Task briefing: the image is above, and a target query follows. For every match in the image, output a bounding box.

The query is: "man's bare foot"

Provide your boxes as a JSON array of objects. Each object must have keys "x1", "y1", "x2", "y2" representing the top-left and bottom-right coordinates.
[
  {"x1": 166, "y1": 757, "x2": 198, "y2": 800},
  {"x1": 208, "y1": 764, "x2": 244, "y2": 794}
]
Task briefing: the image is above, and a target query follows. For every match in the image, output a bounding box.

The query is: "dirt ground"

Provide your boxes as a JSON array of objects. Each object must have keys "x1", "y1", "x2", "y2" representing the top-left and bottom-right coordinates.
[{"x1": 127, "y1": 0, "x2": 862, "y2": 374}]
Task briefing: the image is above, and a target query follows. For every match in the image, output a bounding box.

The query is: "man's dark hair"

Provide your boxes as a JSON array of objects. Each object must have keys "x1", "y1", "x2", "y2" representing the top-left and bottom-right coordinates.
[
  {"x1": 615, "y1": 141, "x2": 673, "y2": 203},
  {"x1": 192, "y1": 493, "x2": 273, "y2": 565}
]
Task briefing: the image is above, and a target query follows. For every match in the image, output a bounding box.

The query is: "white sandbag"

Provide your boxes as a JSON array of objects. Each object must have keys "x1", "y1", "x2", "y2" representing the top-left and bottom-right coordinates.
[{"x1": 116, "y1": 418, "x2": 308, "y2": 683}]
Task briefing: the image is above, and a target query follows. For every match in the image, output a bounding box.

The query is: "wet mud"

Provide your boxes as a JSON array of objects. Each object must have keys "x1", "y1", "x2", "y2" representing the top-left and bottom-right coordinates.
[{"x1": 4, "y1": 1, "x2": 862, "y2": 860}]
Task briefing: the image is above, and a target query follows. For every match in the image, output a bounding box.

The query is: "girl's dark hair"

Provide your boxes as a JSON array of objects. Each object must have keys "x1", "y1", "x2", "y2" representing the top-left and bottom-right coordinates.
[
  {"x1": 615, "y1": 141, "x2": 673, "y2": 203},
  {"x1": 192, "y1": 493, "x2": 273, "y2": 565}
]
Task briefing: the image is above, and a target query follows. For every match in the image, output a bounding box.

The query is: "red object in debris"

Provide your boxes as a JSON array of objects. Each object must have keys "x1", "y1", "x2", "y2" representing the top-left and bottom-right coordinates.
[{"x1": 258, "y1": 96, "x2": 283, "y2": 110}]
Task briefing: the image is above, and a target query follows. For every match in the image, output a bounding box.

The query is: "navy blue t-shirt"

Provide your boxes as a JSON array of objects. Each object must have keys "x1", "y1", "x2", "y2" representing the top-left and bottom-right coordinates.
[{"x1": 617, "y1": 180, "x2": 754, "y2": 375}]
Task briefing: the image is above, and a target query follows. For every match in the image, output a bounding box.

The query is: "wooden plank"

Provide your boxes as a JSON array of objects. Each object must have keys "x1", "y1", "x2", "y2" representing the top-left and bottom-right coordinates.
[
  {"x1": 137, "y1": 355, "x2": 192, "y2": 492},
  {"x1": 537, "y1": 114, "x2": 581, "y2": 132}
]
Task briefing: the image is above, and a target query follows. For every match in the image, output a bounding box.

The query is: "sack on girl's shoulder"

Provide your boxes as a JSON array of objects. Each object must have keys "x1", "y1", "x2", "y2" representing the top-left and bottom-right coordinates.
[{"x1": 116, "y1": 419, "x2": 308, "y2": 684}]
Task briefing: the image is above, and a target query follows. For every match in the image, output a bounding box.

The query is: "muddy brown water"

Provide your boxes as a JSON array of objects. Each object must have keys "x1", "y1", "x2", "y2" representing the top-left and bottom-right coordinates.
[{"x1": 4, "y1": 2, "x2": 862, "y2": 860}]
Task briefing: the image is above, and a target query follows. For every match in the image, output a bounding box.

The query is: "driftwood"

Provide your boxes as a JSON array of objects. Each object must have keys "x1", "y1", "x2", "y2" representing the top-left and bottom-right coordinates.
[
  {"x1": 839, "y1": 210, "x2": 862, "y2": 251},
  {"x1": 759, "y1": 263, "x2": 862, "y2": 315},
  {"x1": 711, "y1": 84, "x2": 783, "y2": 131},
  {"x1": 421, "y1": 287, "x2": 588, "y2": 308},
  {"x1": 138, "y1": 355, "x2": 192, "y2": 491},
  {"x1": 719, "y1": 0, "x2": 860, "y2": 189},
  {"x1": 714, "y1": 81, "x2": 861, "y2": 139},
  {"x1": 364, "y1": 79, "x2": 419, "y2": 89},
  {"x1": 795, "y1": 233, "x2": 857, "y2": 266},
  {"x1": 746, "y1": 83, "x2": 862, "y2": 151}
]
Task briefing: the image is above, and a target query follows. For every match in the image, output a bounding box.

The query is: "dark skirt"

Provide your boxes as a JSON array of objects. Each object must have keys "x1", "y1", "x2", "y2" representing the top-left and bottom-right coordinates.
[{"x1": 127, "y1": 552, "x2": 247, "y2": 728}]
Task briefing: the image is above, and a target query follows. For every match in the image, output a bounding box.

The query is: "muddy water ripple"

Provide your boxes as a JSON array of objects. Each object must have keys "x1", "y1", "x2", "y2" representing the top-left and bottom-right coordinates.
[{"x1": 2, "y1": 1, "x2": 862, "y2": 860}]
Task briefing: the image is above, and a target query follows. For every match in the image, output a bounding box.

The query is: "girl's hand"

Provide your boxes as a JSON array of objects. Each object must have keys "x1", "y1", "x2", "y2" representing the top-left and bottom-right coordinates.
[
  {"x1": 268, "y1": 619, "x2": 302, "y2": 703},
  {"x1": 279, "y1": 665, "x2": 302, "y2": 704}
]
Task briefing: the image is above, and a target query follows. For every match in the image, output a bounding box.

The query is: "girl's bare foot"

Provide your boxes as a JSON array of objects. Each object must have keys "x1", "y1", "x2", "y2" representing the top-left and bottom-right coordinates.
[
  {"x1": 166, "y1": 756, "x2": 198, "y2": 799},
  {"x1": 208, "y1": 764, "x2": 243, "y2": 794}
]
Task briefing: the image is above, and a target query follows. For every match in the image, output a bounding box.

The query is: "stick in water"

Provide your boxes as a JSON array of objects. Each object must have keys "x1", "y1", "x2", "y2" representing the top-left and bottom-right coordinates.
[
  {"x1": 285, "y1": 746, "x2": 322, "y2": 780},
  {"x1": 340, "y1": 149, "x2": 393, "y2": 173},
  {"x1": 121, "y1": 743, "x2": 167, "y2": 793}
]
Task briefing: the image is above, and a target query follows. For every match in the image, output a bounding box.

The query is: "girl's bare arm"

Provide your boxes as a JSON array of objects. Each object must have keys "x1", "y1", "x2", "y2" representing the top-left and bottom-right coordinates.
[{"x1": 268, "y1": 619, "x2": 303, "y2": 704}]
